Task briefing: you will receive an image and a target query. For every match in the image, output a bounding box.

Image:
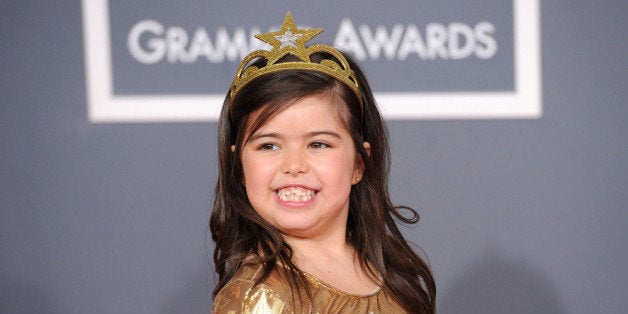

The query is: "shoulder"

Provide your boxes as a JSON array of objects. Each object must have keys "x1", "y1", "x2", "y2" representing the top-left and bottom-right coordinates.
[{"x1": 211, "y1": 264, "x2": 293, "y2": 314}]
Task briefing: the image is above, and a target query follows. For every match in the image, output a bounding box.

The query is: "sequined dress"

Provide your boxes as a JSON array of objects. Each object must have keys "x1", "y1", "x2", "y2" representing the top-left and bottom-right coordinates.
[{"x1": 211, "y1": 263, "x2": 407, "y2": 313}]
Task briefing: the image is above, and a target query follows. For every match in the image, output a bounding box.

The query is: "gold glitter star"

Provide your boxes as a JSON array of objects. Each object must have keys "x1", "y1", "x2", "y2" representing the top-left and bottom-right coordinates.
[{"x1": 254, "y1": 12, "x2": 323, "y2": 63}]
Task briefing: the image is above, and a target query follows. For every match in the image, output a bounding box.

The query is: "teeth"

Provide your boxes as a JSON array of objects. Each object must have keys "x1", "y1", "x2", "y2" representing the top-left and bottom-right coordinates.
[{"x1": 277, "y1": 187, "x2": 316, "y2": 202}]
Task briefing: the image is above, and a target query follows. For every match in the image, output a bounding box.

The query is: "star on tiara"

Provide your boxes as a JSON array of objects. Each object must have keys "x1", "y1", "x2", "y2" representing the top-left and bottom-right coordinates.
[
  {"x1": 229, "y1": 12, "x2": 363, "y2": 111},
  {"x1": 275, "y1": 30, "x2": 301, "y2": 49}
]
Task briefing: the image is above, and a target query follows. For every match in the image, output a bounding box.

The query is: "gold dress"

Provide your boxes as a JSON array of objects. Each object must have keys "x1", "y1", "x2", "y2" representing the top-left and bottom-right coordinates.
[{"x1": 212, "y1": 263, "x2": 407, "y2": 313}]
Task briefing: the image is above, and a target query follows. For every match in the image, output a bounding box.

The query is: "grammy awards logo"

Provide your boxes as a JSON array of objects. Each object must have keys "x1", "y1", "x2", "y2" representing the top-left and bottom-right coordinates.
[{"x1": 81, "y1": 0, "x2": 541, "y2": 123}]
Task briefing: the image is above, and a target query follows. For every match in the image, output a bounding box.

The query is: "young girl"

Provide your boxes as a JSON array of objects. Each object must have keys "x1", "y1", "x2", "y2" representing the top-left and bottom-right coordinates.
[{"x1": 210, "y1": 12, "x2": 435, "y2": 313}]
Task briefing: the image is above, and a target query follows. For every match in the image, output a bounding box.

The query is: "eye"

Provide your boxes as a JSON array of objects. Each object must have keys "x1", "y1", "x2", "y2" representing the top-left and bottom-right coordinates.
[
  {"x1": 258, "y1": 143, "x2": 279, "y2": 151},
  {"x1": 309, "y1": 141, "x2": 331, "y2": 149}
]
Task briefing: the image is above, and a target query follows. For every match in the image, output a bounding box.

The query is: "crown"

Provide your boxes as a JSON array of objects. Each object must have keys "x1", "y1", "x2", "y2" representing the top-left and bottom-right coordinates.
[{"x1": 229, "y1": 12, "x2": 363, "y2": 112}]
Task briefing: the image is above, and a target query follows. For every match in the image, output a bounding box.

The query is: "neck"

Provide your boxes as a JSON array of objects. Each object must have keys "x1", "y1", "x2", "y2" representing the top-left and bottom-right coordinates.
[
  {"x1": 282, "y1": 231, "x2": 379, "y2": 295},
  {"x1": 283, "y1": 229, "x2": 352, "y2": 260}
]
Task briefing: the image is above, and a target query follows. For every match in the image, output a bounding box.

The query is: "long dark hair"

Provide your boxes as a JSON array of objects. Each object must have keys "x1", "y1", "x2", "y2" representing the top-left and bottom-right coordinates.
[{"x1": 210, "y1": 52, "x2": 436, "y2": 313}]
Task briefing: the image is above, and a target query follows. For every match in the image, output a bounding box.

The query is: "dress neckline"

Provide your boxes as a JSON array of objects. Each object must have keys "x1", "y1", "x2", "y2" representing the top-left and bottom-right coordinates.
[
  {"x1": 301, "y1": 270, "x2": 382, "y2": 298},
  {"x1": 275, "y1": 262, "x2": 382, "y2": 298}
]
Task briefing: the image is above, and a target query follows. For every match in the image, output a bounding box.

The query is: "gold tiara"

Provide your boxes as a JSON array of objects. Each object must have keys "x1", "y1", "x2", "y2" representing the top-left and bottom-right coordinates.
[{"x1": 229, "y1": 12, "x2": 363, "y2": 112}]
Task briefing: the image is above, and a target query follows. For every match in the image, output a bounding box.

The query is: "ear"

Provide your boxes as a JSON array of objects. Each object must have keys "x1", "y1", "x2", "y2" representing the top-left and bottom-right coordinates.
[
  {"x1": 363, "y1": 142, "x2": 371, "y2": 156},
  {"x1": 230, "y1": 145, "x2": 236, "y2": 152},
  {"x1": 352, "y1": 142, "x2": 371, "y2": 185}
]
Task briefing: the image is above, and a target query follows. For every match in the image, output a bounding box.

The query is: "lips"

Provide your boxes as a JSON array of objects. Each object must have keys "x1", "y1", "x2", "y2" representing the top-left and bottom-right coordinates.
[{"x1": 276, "y1": 186, "x2": 317, "y2": 202}]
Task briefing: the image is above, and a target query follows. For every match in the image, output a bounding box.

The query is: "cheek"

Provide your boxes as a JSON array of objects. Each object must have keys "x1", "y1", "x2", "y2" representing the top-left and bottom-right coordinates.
[
  {"x1": 242, "y1": 155, "x2": 275, "y2": 193},
  {"x1": 316, "y1": 155, "x2": 357, "y2": 183}
]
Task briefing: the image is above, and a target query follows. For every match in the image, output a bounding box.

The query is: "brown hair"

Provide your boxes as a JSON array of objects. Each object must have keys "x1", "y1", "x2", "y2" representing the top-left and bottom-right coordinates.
[{"x1": 210, "y1": 52, "x2": 436, "y2": 312}]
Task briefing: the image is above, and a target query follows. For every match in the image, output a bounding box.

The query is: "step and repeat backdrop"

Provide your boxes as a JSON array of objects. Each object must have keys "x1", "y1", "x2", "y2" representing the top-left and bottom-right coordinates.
[{"x1": 2, "y1": 0, "x2": 627, "y2": 313}]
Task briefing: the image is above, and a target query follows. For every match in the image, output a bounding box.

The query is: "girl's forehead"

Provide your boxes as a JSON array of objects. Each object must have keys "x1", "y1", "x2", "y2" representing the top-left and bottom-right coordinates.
[{"x1": 245, "y1": 93, "x2": 350, "y2": 133}]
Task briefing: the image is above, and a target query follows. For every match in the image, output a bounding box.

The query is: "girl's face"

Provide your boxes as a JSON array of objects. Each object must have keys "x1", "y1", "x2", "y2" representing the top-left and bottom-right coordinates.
[{"x1": 240, "y1": 93, "x2": 366, "y2": 240}]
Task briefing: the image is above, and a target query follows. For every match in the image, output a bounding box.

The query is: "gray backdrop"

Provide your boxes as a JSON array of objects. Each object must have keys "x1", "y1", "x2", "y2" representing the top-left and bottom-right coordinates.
[{"x1": 1, "y1": 1, "x2": 627, "y2": 313}]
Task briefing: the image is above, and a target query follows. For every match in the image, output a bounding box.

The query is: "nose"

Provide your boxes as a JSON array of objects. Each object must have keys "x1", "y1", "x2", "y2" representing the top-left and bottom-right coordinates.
[{"x1": 281, "y1": 148, "x2": 308, "y2": 175}]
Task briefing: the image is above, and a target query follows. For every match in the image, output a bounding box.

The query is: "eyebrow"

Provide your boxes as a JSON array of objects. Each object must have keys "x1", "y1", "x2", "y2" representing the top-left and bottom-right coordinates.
[
  {"x1": 247, "y1": 130, "x2": 342, "y2": 142},
  {"x1": 309, "y1": 131, "x2": 342, "y2": 139},
  {"x1": 247, "y1": 132, "x2": 280, "y2": 142}
]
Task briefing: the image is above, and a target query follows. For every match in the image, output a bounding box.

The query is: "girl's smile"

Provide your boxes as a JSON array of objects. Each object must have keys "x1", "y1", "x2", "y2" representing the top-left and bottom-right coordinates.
[{"x1": 276, "y1": 186, "x2": 317, "y2": 203}]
